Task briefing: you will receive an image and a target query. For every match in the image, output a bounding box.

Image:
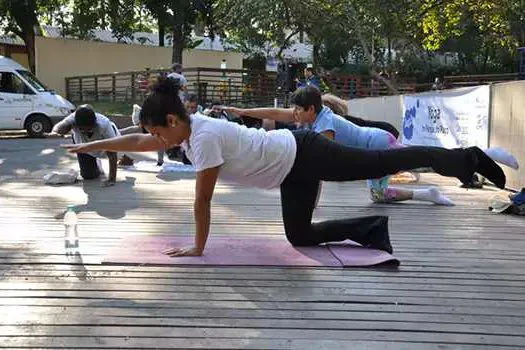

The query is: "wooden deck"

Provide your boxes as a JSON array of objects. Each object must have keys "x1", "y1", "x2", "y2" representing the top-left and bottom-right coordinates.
[{"x1": 1, "y1": 138, "x2": 525, "y2": 349}]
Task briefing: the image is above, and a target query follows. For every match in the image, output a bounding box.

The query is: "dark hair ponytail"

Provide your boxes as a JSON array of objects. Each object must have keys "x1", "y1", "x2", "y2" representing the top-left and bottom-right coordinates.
[{"x1": 139, "y1": 75, "x2": 188, "y2": 127}]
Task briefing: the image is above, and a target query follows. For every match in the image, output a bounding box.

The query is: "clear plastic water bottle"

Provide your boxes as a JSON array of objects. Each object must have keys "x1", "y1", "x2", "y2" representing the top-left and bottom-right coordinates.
[{"x1": 64, "y1": 205, "x2": 79, "y2": 256}]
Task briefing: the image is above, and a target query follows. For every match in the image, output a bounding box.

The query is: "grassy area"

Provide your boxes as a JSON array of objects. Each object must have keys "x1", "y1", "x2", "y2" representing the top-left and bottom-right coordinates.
[
  {"x1": 83, "y1": 101, "x2": 133, "y2": 116},
  {"x1": 69, "y1": 101, "x2": 135, "y2": 128}
]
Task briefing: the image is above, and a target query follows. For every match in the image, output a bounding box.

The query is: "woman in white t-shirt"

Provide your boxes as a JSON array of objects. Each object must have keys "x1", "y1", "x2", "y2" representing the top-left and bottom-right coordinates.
[{"x1": 62, "y1": 77, "x2": 506, "y2": 257}]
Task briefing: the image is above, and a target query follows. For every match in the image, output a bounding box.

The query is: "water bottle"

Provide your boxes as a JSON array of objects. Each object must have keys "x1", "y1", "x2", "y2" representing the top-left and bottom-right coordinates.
[{"x1": 64, "y1": 205, "x2": 79, "y2": 256}]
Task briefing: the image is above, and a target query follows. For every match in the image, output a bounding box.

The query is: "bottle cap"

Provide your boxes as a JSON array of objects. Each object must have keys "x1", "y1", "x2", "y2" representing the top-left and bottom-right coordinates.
[{"x1": 67, "y1": 205, "x2": 77, "y2": 212}]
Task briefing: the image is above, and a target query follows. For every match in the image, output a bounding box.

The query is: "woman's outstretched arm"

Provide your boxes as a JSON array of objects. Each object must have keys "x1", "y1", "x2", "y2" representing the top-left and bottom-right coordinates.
[
  {"x1": 222, "y1": 106, "x2": 295, "y2": 123},
  {"x1": 62, "y1": 134, "x2": 165, "y2": 153}
]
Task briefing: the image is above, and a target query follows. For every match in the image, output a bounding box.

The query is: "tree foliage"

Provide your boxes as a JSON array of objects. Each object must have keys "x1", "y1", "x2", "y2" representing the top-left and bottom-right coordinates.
[
  {"x1": 140, "y1": 0, "x2": 215, "y2": 64},
  {"x1": 0, "y1": 0, "x2": 523, "y2": 75},
  {"x1": 215, "y1": 0, "x2": 329, "y2": 60}
]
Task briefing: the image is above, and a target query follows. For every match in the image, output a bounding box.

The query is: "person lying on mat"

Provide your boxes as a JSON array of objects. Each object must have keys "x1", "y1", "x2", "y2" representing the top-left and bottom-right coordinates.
[
  {"x1": 61, "y1": 76, "x2": 506, "y2": 257},
  {"x1": 223, "y1": 87, "x2": 518, "y2": 206}
]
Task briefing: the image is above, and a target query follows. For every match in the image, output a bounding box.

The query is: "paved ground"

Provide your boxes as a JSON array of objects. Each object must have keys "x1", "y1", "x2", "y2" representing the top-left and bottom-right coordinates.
[{"x1": 1, "y1": 137, "x2": 525, "y2": 349}]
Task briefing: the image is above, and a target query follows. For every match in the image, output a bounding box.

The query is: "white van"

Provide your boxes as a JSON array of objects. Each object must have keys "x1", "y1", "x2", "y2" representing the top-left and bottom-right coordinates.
[{"x1": 0, "y1": 56, "x2": 75, "y2": 137}]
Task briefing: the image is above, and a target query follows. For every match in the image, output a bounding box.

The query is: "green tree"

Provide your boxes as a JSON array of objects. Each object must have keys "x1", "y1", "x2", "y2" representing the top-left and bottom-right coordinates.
[
  {"x1": 58, "y1": 1, "x2": 151, "y2": 41},
  {"x1": 141, "y1": 0, "x2": 215, "y2": 64},
  {"x1": 215, "y1": 0, "x2": 329, "y2": 61},
  {"x1": 506, "y1": 0, "x2": 525, "y2": 47},
  {"x1": 0, "y1": 0, "x2": 51, "y2": 73},
  {"x1": 0, "y1": 0, "x2": 154, "y2": 72},
  {"x1": 406, "y1": 0, "x2": 520, "y2": 73},
  {"x1": 216, "y1": 0, "x2": 411, "y2": 92}
]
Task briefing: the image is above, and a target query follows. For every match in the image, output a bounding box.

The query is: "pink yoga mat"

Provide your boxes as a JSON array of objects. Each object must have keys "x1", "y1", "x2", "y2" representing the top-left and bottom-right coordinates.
[
  {"x1": 328, "y1": 243, "x2": 400, "y2": 267},
  {"x1": 102, "y1": 235, "x2": 399, "y2": 267}
]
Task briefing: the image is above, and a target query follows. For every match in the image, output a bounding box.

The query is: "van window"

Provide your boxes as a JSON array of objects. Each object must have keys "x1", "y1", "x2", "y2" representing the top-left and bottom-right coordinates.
[
  {"x1": 16, "y1": 70, "x2": 47, "y2": 92},
  {"x1": 0, "y1": 72, "x2": 34, "y2": 94}
]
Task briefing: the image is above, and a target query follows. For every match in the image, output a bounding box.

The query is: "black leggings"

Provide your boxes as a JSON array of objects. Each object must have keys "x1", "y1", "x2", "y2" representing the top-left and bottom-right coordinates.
[
  {"x1": 73, "y1": 137, "x2": 100, "y2": 180},
  {"x1": 280, "y1": 130, "x2": 480, "y2": 246}
]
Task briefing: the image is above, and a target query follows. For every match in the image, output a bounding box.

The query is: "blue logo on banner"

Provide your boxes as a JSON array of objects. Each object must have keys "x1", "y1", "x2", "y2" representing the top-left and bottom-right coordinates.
[{"x1": 403, "y1": 103, "x2": 417, "y2": 140}]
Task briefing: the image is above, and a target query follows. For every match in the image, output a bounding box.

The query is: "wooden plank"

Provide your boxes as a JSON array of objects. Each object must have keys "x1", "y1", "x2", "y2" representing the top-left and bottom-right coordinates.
[
  {"x1": 3, "y1": 284, "x2": 524, "y2": 301},
  {"x1": 5, "y1": 342, "x2": 513, "y2": 350},
  {"x1": 2, "y1": 316, "x2": 525, "y2": 337},
  {"x1": 0, "y1": 328, "x2": 524, "y2": 347},
  {"x1": 4, "y1": 264, "x2": 525, "y2": 282},
  {"x1": 5, "y1": 275, "x2": 525, "y2": 289},
  {"x1": 1, "y1": 291, "x2": 524, "y2": 308},
  {"x1": 1, "y1": 280, "x2": 523, "y2": 295},
  {"x1": 1, "y1": 298, "x2": 524, "y2": 317},
  {"x1": 5, "y1": 266, "x2": 525, "y2": 282},
  {"x1": 0, "y1": 337, "x2": 518, "y2": 349},
  {"x1": 1, "y1": 306, "x2": 524, "y2": 326}
]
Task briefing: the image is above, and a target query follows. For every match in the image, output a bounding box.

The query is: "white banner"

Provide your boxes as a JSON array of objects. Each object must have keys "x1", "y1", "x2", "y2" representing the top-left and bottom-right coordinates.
[{"x1": 401, "y1": 86, "x2": 490, "y2": 149}]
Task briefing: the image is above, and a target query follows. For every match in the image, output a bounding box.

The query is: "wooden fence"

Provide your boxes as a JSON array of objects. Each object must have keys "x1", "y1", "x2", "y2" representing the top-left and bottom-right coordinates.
[
  {"x1": 65, "y1": 68, "x2": 418, "y2": 106},
  {"x1": 66, "y1": 67, "x2": 525, "y2": 108},
  {"x1": 65, "y1": 68, "x2": 280, "y2": 106}
]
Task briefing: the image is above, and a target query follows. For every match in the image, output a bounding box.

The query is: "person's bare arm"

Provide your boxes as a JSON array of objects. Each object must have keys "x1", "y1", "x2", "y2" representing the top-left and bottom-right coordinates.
[
  {"x1": 163, "y1": 166, "x2": 220, "y2": 257},
  {"x1": 51, "y1": 119, "x2": 73, "y2": 135},
  {"x1": 223, "y1": 107, "x2": 295, "y2": 122},
  {"x1": 62, "y1": 134, "x2": 165, "y2": 154},
  {"x1": 103, "y1": 151, "x2": 118, "y2": 186}
]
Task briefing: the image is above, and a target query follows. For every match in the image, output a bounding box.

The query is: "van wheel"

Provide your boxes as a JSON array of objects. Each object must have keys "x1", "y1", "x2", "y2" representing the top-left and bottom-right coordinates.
[{"x1": 26, "y1": 115, "x2": 51, "y2": 138}]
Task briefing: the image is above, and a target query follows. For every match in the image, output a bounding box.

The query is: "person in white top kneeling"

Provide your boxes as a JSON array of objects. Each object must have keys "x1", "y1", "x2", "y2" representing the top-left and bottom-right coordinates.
[
  {"x1": 61, "y1": 77, "x2": 506, "y2": 257},
  {"x1": 52, "y1": 105, "x2": 119, "y2": 187}
]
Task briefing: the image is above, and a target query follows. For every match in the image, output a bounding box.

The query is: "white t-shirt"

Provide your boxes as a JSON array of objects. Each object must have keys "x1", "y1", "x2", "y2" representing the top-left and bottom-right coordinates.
[
  {"x1": 181, "y1": 113, "x2": 297, "y2": 189},
  {"x1": 63, "y1": 112, "x2": 120, "y2": 158}
]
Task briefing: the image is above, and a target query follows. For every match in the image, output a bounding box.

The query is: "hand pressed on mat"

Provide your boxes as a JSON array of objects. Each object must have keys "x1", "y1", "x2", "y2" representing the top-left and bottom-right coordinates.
[{"x1": 162, "y1": 246, "x2": 203, "y2": 257}]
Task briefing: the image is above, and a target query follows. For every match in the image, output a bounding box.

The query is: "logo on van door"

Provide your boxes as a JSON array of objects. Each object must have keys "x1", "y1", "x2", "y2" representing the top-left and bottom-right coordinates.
[
  {"x1": 11, "y1": 96, "x2": 33, "y2": 103},
  {"x1": 0, "y1": 96, "x2": 32, "y2": 104}
]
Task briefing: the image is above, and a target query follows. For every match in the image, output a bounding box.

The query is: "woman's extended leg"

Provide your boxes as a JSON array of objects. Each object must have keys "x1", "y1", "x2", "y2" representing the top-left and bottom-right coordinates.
[
  {"x1": 279, "y1": 131, "x2": 505, "y2": 253},
  {"x1": 288, "y1": 130, "x2": 505, "y2": 189}
]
